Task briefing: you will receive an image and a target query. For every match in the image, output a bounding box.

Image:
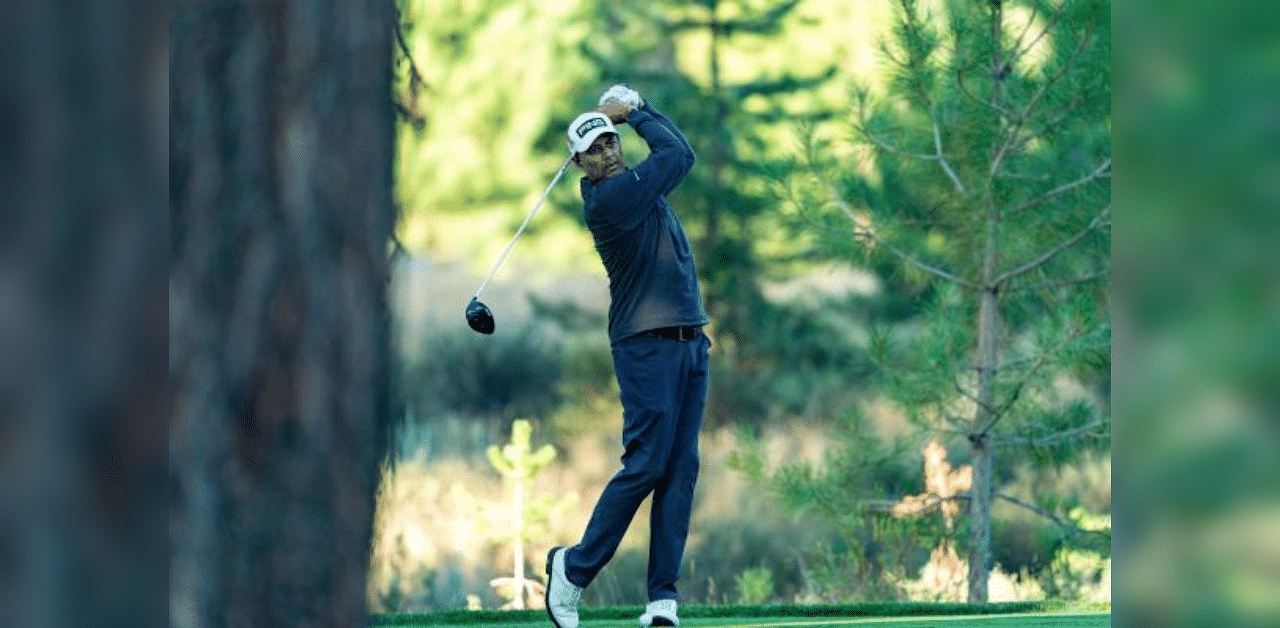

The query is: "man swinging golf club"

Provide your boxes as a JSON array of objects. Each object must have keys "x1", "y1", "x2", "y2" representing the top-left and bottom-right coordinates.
[{"x1": 545, "y1": 85, "x2": 709, "y2": 628}]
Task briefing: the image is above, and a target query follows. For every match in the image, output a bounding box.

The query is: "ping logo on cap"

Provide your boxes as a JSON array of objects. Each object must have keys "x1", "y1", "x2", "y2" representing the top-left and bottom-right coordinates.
[{"x1": 576, "y1": 116, "x2": 606, "y2": 138}]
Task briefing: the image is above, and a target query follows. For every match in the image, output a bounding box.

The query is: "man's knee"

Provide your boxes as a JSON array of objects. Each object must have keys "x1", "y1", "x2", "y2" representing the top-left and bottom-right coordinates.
[
  {"x1": 670, "y1": 450, "x2": 699, "y2": 478},
  {"x1": 620, "y1": 450, "x2": 669, "y2": 488}
]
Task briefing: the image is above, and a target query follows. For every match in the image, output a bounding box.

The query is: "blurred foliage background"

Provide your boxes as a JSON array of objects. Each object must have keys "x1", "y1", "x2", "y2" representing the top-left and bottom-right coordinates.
[
  {"x1": 1114, "y1": 1, "x2": 1280, "y2": 627},
  {"x1": 361, "y1": 0, "x2": 1220, "y2": 617}
]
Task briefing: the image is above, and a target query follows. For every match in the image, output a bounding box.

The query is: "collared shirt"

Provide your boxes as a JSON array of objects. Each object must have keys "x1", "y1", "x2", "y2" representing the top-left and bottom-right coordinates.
[{"x1": 580, "y1": 103, "x2": 708, "y2": 343}]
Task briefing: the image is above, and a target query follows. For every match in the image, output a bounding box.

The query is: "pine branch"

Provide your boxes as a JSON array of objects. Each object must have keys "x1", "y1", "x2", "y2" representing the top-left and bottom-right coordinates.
[
  {"x1": 1005, "y1": 266, "x2": 1111, "y2": 293},
  {"x1": 1007, "y1": 71, "x2": 1107, "y2": 145},
  {"x1": 857, "y1": 499, "x2": 900, "y2": 514},
  {"x1": 995, "y1": 204, "x2": 1110, "y2": 284},
  {"x1": 1006, "y1": 2, "x2": 1067, "y2": 71},
  {"x1": 1007, "y1": 1, "x2": 1044, "y2": 61},
  {"x1": 937, "y1": 409, "x2": 973, "y2": 434},
  {"x1": 995, "y1": 494, "x2": 1107, "y2": 540},
  {"x1": 854, "y1": 113, "x2": 969, "y2": 196},
  {"x1": 953, "y1": 378, "x2": 998, "y2": 418},
  {"x1": 989, "y1": 23, "x2": 1095, "y2": 178},
  {"x1": 394, "y1": 100, "x2": 426, "y2": 129},
  {"x1": 666, "y1": 0, "x2": 802, "y2": 36},
  {"x1": 1028, "y1": 104, "x2": 1082, "y2": 139},
  {"x1": 664, "y1": 18, "x2": 710, "y2": 32},
  {"x1": 993, "y1": 419, "x2": 1108, "y2": 448},
  {"x1": 828, "y1": 186, "x2": 978, "y2": 289},
  {"x1": 871, "y1": 3, "x2": 965, "y2": 195},
  {"x1": 997, "y1": 338, "x2": 1109, "y2": 372},
  {"x1": 956, "y1": 67, "x2": 1012, "y2": 119},
  {"x1": 856, "y1": 120, "x2": 937, "y2": 160},
  {"x1": 1008, "y1": 158, "x2": 1111, "y2": 215},
  {"x1": 722, "y1": 0, "x2": 804, "y2": 36},
  {"x1": 393, "y1": 8, "x2": 429, "y2": 96},
  {"x1": 977, "y1": 320, "x2": 1103, "y2": 436},
  {"x1": 996, "y1": 171, "x2": 1053, "y2": 182},
  {"x1": 886, "y1": 492, "x2": 1109, "y2": 542},
  {"x1": 731, "y1": 67, "x2": 838, "y2": 98},
  {"x1": 932, "y1": 111, "x2": 966, "y2": 194}
]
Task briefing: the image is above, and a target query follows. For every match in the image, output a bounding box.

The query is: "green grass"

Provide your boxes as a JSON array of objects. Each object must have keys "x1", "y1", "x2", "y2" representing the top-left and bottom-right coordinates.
[{"x1": 373, "y1": 602, "x2": 1111, "y2": 628}]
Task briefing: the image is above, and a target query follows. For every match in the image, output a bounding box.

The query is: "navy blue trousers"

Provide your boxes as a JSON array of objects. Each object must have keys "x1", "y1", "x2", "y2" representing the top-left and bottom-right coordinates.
[{"x1": 564, "y1": 331, "x2": 710, "y2": 601}]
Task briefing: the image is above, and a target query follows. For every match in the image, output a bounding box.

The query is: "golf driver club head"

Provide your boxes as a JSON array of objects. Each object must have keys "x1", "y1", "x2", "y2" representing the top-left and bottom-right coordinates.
[{"x1": 465, "y1": 298, "x2": 495, "y2": 334}]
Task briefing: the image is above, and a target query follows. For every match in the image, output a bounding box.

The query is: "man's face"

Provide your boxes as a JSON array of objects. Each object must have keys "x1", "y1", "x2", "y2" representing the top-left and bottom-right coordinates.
[{"x1": 574, "y1": 133, "x2": 624, "y2": 182}]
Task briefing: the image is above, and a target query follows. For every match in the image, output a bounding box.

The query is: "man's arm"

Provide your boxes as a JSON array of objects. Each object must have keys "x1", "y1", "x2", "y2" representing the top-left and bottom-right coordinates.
[
  {"x1": 629, "y1": 102, "x2": 696, "y2": 196},
  {"x1": 591, "y1": 100, "x2": 696, "y2": 230}
]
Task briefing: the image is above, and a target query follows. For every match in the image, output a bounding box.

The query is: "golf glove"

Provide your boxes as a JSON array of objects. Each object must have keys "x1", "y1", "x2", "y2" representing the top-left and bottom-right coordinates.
[{"x1": 599, "y1": 84, "x2": 643, "y2": 109}]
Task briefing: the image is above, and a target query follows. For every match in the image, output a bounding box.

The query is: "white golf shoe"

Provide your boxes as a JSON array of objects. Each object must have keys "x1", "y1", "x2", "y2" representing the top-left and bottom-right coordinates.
[
  {"x1": 638, "y1": 599, "x2": 679, "y2": 627},
  {"x1": 545, "y1": 546, "x2": 582, "y2": 628}
]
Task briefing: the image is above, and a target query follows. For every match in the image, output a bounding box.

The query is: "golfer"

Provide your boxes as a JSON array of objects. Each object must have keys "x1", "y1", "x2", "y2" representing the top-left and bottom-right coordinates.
[{"x1": 545, "y1": 85, "x2": 709, "y2": 628}]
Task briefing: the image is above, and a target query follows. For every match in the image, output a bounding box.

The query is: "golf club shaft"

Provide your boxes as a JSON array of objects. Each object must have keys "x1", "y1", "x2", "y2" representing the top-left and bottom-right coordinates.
[{"x1": 472, "y1": 154, "x2": 574, "y2": 300}]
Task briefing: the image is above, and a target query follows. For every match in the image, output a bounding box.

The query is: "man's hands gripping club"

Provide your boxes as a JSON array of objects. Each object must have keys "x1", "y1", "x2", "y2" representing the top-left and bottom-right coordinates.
[{"x1": 596, "y1": 84, "x2": 644, "y2": 124}]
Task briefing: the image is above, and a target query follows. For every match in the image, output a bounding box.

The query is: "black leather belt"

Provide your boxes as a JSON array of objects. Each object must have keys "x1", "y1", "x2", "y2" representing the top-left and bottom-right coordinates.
[{"x1": 639, "y1": 325, "x2": 702, "y2": 341}]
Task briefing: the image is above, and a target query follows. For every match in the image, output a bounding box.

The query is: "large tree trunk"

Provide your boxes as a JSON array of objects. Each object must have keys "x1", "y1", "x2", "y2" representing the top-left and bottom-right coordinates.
[
  {"x1": 0, "y1": 1, "x2": 167, "y2": 627},
  {"x1": 170, "y1": 1, "x2": 395, "y2": 626}
]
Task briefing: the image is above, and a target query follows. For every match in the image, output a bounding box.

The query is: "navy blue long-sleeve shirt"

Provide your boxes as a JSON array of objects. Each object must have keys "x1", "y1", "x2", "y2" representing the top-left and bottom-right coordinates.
[{"x1": 580, "y1": 103, "x2": 708, "y2": 343}]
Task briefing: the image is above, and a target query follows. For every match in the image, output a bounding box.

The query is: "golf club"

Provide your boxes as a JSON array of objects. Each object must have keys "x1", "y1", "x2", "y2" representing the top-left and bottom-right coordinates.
[{"x1": 466, "y1": 153, "x2": 574, "y2": 334}]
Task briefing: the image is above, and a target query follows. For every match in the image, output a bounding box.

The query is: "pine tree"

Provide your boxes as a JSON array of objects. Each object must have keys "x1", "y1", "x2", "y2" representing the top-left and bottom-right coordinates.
[
  {"x1": 456, "y1": 419, "x2": 575, "y2": 609},
  {"x1": 782, "y1": 0, "x2": 1110, "y2": 602}
]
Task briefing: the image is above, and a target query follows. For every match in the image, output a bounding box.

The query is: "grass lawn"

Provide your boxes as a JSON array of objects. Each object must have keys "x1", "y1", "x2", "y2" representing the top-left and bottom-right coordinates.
[
  {"x1": 388, "y1": 614, "x2": 1109, "y2": 628},
  {"x1": 374, "y1": 603, "x2": 1111, "y2": 628},
  {"x1": 669, "y1": 613, "x2": 1109, "y2": 628}
]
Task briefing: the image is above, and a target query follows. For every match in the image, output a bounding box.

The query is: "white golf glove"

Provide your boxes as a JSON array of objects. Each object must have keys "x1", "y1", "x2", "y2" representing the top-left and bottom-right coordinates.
[{"x1": 599, "y1": 84, "x2": 643, "y2": 109}]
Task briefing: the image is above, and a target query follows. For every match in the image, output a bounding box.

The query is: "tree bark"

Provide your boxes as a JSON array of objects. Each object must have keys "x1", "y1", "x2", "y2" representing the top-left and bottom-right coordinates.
[
  {"x1": 0, "y1": 1, "x2": 167, "y2": 626},
  {"x1": 965, "y1": 1, "x2": 1008, "y2": 603},
  {"x1": 170, "y1": 1, "x2": 394, "y2": 626},
  {"x1": 968, "y1": 236, "x2": 1000, "y2": 602}
]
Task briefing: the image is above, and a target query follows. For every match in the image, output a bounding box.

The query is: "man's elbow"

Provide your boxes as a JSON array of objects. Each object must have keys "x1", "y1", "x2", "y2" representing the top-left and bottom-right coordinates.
[{"x1": 675, "y1": 153, "x2": 694, "y2": 180}]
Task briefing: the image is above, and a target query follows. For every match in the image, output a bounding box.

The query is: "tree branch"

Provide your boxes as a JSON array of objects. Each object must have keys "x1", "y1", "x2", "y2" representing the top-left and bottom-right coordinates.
[
  {"x1": 995, "y1": 494, "x2": 1106, "y2": 540},
  {"x1": 977, "y1": 318, "x2": 1103, "y2": 436},
  {"x1": 393, "y1": 100, "x2": 426, "y2": 129},
  {"x1": 995, "y1": 204, "x2": 1109, "y2": 284},
  {"x1": 997, "y1": 339, "x2": 1108, "y2": 373},
  {"x1": 932, "y1": 111, "x2": 967, "y2": 194},
  {"x1": 1029, "y1": 71, "x2": 1108, "y2": 136},
  {"x1": 996, "y1": 171, "x2": 1053, "y2": 182},
  {"x1": 1009, "y1": 158, "x2": 1111, "y2": 214},
  {"x1": 856, "y1": 123, "x2": 937, "y2": 161},
  {"x1": 1007, "y1": 2, "x2": 1043, "y2": 61},
  {"x1": 828, "y1": 187, "x2": 978, "y2": 289},
  {"x1": 881, "y1": 491, "x2": 1108, "y2": 541},
  {"x1": 1005, "y1": 266, "x2": 1110, "y2": 293},
  {"x1": 989, "y1": 23, "x2": 1095, "y2": 178},
  {"x1": 879, "y1": 491, "x2": 1109, "y2": 544},
  {"x1": 954, "y1": 378, "x2": 998, "y2": 418},
  {"x1": 957, "y1": 67, "x2": 1012, "y2": 119},
  {"x1": 981, "y1": 351, "x2": 1053, "y2": 434},
  {"x1": 1007, "y1": 2, "x2": 1067, "y2": 71},
  {"x1": 939, "y1": 408, "x2": 974, "y2": 434},
  {"x1": 391, "y1": 7, "x2": 427, "y2": 103},
  {"x1": 994, "y1": 420, "x2": 1108, "y2": 448},
  {"x1": 855, "y1": 115, "x2": 968, "y2": 196}
]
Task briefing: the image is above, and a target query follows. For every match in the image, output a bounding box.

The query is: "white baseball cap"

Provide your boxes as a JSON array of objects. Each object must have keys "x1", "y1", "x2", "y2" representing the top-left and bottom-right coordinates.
[{"x1": 566, "y1": 112, "x2": 617, "y2": 155}]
